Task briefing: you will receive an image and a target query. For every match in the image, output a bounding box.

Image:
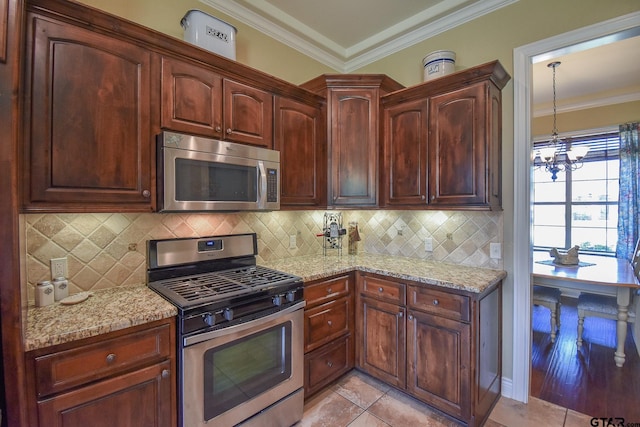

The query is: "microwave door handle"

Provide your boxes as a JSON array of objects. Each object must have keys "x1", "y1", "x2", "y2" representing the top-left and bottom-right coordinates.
[{"x1": 257, "y1": 161, "x2": 267, "y2": 207}]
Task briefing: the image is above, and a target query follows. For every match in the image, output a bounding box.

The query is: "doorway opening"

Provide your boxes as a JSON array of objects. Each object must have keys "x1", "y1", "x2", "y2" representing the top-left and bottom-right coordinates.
[{"x1": 511, "y1": 11, "x2": 640, "y2": 404}]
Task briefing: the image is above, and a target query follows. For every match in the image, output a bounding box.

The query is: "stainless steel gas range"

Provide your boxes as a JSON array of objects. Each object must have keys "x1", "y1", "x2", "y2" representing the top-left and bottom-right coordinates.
[{"x1": 147, "y1": 233, "x2": 305, "y2": 427}]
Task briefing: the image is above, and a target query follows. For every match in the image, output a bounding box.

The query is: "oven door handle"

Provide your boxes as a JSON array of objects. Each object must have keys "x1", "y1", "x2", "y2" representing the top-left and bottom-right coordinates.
[{"x1": 183, "y1": 300, "x2": 306, "y2": 347}]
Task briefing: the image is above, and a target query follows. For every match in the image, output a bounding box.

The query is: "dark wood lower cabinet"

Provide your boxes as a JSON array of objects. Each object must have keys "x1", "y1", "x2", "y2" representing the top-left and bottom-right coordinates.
[
  {"x1": 357, "y1": 297, "x2": 406, "y2": 389},
  {"x1": 303, "y1": 274, "x2": 355, "y2": 398},
  {"x1": 407, "y1": 310, "x2": 471, "y2": 419},
  {"x1": 37, "y1": 360, "x2": 172, "y2": 427},
  {"x1": 355, "y1": 272, "x2": 502, "y2": 427},
  {"x1": 26, "y1": 318, "x2": 176, "y2": 427}
]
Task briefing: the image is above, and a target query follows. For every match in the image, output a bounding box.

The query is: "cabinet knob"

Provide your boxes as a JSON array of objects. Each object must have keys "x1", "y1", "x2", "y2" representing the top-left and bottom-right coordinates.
[
  {"x1": 408, "y1": 314, "x2": 414, "y2": 320},
  {"x1": 106, "y1": 353, "x2": 116, "y2": 364},
  {"x1": 226, "y1": 128, "x2": 232, "y2": 134},
  {"x1": 421, "y1": 195, "x2": 426, "y2": 200},
  {"x1": 433, "y1": 299, "x2": 439, "y2": 306},
  {"x1": 327, "y1": 320, "x2": 332, "y2": 327},
  {"x1": 326, "y1": 361, "x2": 333, "y2": 368},
  {"x1": 162, "y1": 369, "x2": 170, "y2": 379},
  {"x1": 327, "y1": 287, "x2": 332, "y2": 294},
  {"x1": 142, "y1": 190, "x2": 151, "y2": 198},
  {"x1": 215, "y1": 126, "x2": 222, "y2": 132},
  {"x1": 398, "y1": 311, "x2": 403, "y2": 318},
  {"x1": 378, "y1": 287, "x2": 383, "y2": 293},
  {"x1": 431, "y1": 195, "x2": 435, "y2": 200}
]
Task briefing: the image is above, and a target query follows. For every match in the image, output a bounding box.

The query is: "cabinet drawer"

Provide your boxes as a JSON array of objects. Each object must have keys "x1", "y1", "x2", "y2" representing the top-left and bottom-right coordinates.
[
  {"x1": 359, "y1": 274, "x2": 405, "y2": 305},
  {"x1": 304, "y1": 334, "x2": 352, "y2": 397},
  {"x1": 408, "y1": 286, "x2": 470, "y2": 322},
  {"x1": 305, "y1": 296, "x2": 351, "y2": 352},
  {"x1": 305, "y1": 275, "x2": 350, "y2": 308},
  {"x1": 34, "y1": 324, "x2": 172, "y2": 397}
]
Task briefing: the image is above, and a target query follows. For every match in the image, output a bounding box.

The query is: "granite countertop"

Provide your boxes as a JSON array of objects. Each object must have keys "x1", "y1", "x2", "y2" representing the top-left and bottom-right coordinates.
[
  {"x1": 25, "y1": 254, "x2": 505, "y2": 352},
  {"x1": 25, "y1": 284, "x2": 177, "y2": 352},
  {"x1": 261, "y1": 253, "x2": 506, "y2": 293}
]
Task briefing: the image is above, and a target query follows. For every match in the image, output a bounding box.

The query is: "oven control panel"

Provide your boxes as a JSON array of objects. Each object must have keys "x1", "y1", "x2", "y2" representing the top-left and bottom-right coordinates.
[{"x1": 181, "y1": 285, "x2": 304, "y2": 336}]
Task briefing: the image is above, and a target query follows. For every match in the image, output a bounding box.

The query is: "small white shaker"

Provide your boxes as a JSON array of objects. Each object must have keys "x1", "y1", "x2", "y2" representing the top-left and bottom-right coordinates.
[
  {"x1": 53, "y1": 277, "x2": 69, "y2": 301},
  {"x1": 35, "y1": 281, "x2": 55, "y2": 307}
]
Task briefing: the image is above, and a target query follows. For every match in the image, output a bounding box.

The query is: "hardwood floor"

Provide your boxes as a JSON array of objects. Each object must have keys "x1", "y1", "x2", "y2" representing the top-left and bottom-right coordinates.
[{"x1": 531, "y1": 296, "x2": 640, "y2": 421}]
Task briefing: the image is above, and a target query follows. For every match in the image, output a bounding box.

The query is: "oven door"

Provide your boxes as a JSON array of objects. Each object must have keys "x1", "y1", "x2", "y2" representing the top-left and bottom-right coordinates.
[{"x1": 181, "y1": 302, "x2": 304, "y2": 427}]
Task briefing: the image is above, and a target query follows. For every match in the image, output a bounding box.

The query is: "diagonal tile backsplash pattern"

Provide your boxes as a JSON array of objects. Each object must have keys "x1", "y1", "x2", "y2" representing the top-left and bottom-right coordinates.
[{"x1": 22, "y1": 210, "x2": 503, "y2": 301}]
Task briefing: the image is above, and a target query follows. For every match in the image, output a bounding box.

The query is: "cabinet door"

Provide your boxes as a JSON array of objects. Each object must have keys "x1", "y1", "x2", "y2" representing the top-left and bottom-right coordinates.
[
  {"x1": 160, "y1": 56, "x2": 223, "y2": 137},
  {"x1": 25, "y1": 15, "x2": 153, "y2": 211},
  {"x1": 357, "y1": 297, "x2": 405, "y2": 388},
  {"x1": 274, "y1": 96, "x2": 326, "y2": 207},
  {"x1": 381, "y1": 99, "x2": 428, "y2": 206},
  {"x1": 428, "y1": 82, "x2": 489, "y2": 207},
  {"x1": 37, "y1": 360, "x2": 172, "y2": 427},
  {"x1": 407, "y1": 310, "x2": 470, "y2": 420},
  {"x1": 329, "y1": 89, "x2": 378, "y2": 206},
  {"x1": 223, "y1": 79, "x2": 273, "y2": 147}
]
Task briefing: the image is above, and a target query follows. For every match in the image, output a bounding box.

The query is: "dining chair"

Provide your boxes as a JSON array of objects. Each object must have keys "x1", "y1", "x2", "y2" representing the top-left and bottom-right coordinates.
[
  {"x1": 533, "y1": 285, "x2": 562, "y2": 343},
  {"x1": 577, "y1": 239, "x2": 639, "y2": 351}
]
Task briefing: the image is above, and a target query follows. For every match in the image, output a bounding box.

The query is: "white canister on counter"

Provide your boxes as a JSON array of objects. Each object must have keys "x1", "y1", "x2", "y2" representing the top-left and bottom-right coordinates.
[
  {"x1": 35, "y1": 281, "x2": 55, "y2": 307},
  {"x1": 53, "y1": 277, "x2": 69, "y2": 301}
]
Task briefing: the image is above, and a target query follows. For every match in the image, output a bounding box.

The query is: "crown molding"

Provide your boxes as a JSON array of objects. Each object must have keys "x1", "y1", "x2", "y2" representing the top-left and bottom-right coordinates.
[
  {"x1": 200, "y1": 0, "x2": 518, "y2": 73},
  {"x1": 345, "y1": 0, "x2": 518, "y2": 72},
  {"x1": 533, "y1": 91, "x2": 640, "y2": 117}
]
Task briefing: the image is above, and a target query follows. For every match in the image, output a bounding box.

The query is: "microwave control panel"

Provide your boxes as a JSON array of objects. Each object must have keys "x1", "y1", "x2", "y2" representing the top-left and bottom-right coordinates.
[{"x1": 267, "y1": 169, "x2": 278, "y2": 202}]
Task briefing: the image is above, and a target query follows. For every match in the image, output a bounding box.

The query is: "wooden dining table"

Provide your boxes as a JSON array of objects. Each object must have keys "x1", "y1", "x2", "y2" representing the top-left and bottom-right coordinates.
[{"x1": 532, "y1": 252, "x2": 640, "y2": 367}]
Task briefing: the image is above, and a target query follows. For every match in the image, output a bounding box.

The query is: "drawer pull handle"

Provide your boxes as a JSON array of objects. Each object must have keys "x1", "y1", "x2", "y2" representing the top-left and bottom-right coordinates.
[
  {"x1": 106, "y1": 353, "x2": 116, "y2": 364},
  {"x1": 162, "y1": 369, "x2": 170, "y2": 379},
  {"x1": 433, "y1": 299, "x2": 439, "y2": 306},
  {"x1": 327, "y1": 287, "x2": 332, "y2": 294},
  {"x1": 326, "y1": 361, "x2": 333, "y2": 368},
  {"x1": 378, "y1": 287, "x2": 383, "y2": 293},
  {"x1": 327, "y1": 320, "x2": 332, "y2": 327}
]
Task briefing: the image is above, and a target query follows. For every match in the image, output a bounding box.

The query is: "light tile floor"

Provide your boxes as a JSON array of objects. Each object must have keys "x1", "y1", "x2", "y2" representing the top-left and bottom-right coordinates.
[{"x1": 300, "y1": 370, "x2": 594, "y2": 427}]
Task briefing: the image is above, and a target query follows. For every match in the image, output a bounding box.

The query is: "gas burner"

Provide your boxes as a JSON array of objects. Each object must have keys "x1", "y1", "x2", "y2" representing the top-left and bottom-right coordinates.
[{"x1": 146, "y1": 233, "x2": 303, "y2": 335}]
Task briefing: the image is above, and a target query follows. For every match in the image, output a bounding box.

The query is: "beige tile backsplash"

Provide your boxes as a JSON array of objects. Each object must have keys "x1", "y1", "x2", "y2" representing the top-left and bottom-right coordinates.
[{"x1": 22, "y1": 210, "x2": 503, "y2": 301}]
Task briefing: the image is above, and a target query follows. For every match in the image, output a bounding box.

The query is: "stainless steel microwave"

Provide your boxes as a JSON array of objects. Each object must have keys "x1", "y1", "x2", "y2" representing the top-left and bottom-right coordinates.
[{"x1": 157, "y1": 131, "x2": 280, "y2": 212}]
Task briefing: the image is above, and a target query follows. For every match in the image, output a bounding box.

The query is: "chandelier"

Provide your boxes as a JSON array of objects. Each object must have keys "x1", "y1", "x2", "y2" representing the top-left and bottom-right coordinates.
[{"x1": 535, "y1": 61, "x2": 589, "y2": 181}]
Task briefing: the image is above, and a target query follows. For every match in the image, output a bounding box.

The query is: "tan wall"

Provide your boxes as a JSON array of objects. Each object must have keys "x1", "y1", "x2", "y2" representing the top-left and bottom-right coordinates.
[
  {"x1": 74, "y1": 0, "x2": 337, "y2": 83},
  {"x1": 533, "y1": 100, "x2": 640, "y2": 136}
]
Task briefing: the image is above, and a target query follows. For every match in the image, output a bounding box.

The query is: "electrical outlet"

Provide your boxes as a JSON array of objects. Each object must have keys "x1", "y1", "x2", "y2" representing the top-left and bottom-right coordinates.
[
  {"x1": 289, "y1": 235, "x2": 297, "y2": 249},
  {"x1": 424, "y1": 238, "x2": 433, "y2": 252},
  {"x1": 490, "y1": 243, "x2": 502, "y2": 259},
  {"x1": 50, "y1": 257, "x2": 67, "y2": 279}
]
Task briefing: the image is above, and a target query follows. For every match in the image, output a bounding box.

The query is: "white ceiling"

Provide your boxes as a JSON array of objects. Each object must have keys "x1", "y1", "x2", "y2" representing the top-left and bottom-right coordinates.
[{"x1": 201, "y1": 0, "x2": 640, "y2": 113}]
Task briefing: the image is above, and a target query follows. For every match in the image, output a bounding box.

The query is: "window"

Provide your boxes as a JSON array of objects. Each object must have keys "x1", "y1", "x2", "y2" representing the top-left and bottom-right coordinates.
[{"x1": 532, "y1": 131, "x2": 620, "y2": 255}]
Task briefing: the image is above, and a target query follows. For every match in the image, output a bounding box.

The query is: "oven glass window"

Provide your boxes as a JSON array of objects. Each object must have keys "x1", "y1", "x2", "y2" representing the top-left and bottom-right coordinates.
[
  {"x1": 203, "y1": 322, "x2": 292, "y2": 421},
  {"x1": 175, "y1": 158, "x2": 257, "y2": 202}
]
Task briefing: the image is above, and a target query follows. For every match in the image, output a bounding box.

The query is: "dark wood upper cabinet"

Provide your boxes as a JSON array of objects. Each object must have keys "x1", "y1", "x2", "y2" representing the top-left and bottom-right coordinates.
[
  {"x1": 380, "y1": 98, "x2": 429, "y2": 206},
  {"x1": 428, "y1": 81, "x2": 502, "y2": 208},
  {"x1": 161, "y1": 57, "x2": 273, "y2": 148},
  {"x1": 274, "y1": 96, "x2": 326, "y2": 208},
  {"x1": 301, "y1": 75, "x2": 403, "y2": 207},
  {"x1": 381, "y1": 61, "x2": 509, "y2": 210},
  {"x1": 160, "y1": 56, "x2": 223, "y2": 137},
  {"x1": 223, "y1": 79, "x2": 273, "y2": 148},
  {"x1": 23, "y1": 13, "x2": 154, "y2": 212}
]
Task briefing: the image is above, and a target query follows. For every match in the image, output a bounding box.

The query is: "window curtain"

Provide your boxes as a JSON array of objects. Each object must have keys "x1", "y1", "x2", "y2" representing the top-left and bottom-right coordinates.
[{"x1": 616, "y1": 122, "x2": 640, "y2": 260}]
